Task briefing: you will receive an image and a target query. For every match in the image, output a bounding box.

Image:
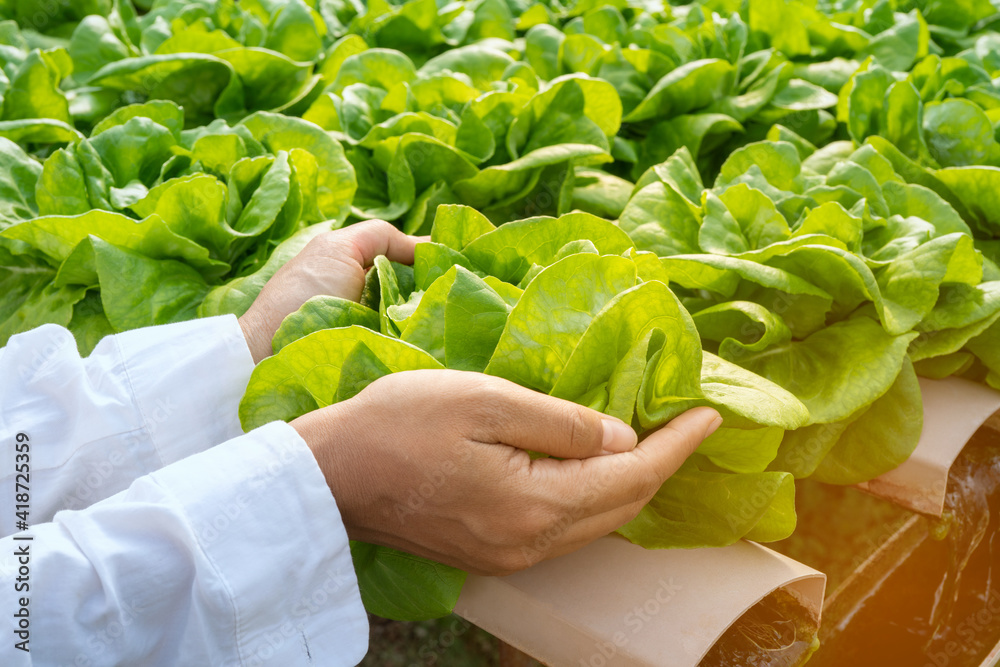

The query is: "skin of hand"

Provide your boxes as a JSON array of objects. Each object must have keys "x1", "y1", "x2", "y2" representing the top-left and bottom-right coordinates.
[
  {"x1": 237, "y1": 219, "x2": 419, "y2": 364},
  {"x1": 239, "y1": 217, "x2": 722, "y2": 575},
  {"x1": 292, "y1": 371, "x2": 722, "y2": 576}
]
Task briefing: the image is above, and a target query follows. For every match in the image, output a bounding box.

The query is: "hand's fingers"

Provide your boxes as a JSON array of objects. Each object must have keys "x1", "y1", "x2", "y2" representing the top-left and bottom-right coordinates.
[
  {"x1": 631, "y1": 406, "x2": 722, "y2": 477},
  {"x1": 471, "y1": 377, "x2": 637, "y2": 458},
  {"x1": 516, "y1": 409, "x2": 721, "y2": 564},
  {"x1": 394, "y1": 494, "x2": 643, "y2": 574},
  {"x1": 336, "y1": 219, "x2": 420, "y2": 266},
  {"x1": 374, "y1": 499, "x2": 643, "y2": 575},
  {"x1": 521, "y1": 503, "x2": 645, "y2": 568},
  {"x1": 526, "y1": 406, "x2": 722, "y2": 516}
]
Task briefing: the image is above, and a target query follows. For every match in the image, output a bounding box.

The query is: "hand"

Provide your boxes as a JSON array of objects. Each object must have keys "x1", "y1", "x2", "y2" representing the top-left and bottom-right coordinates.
[
  {"x1": 238, "y1": 219, "x2": 420, "y2": 363},
  {"x1": 292, "y1": 370, "x2": 722, "y2": 576}
]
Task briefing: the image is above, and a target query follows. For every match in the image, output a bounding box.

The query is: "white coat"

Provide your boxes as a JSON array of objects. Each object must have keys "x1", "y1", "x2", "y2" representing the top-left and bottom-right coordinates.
[{"x1": 0, "y1": 316, "x2": 368, "y2": 666}]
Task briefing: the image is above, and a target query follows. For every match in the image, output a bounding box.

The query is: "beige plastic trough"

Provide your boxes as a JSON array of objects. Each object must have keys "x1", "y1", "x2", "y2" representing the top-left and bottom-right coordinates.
[
  {"x1": 857, "y1": 377, "x2": 1000, "y2": 516},
  {"x1": 454, "y1": 535, "x2": 825, "y2": 667},
  {"x1": 985, "y1": 639, "x2": 1000, "y2": 667},
  {"x1": 454, "y1": 377, "x2": 1000, "y2": 666}
]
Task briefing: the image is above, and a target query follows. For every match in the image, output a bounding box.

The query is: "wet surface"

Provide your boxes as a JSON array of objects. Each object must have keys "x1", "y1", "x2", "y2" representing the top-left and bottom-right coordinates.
[
  {"x1": 700, "y1": 587, "x2": 819, "y2": 667},
  {"x1": 799, "y1": 429, "x2": 1000, "y2": 667}
]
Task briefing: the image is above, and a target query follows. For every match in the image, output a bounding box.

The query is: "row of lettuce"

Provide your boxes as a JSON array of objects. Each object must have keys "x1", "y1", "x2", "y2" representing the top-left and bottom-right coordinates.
[{"x1": 3, "y1": 0, "x2": 1000, "y2": 620}]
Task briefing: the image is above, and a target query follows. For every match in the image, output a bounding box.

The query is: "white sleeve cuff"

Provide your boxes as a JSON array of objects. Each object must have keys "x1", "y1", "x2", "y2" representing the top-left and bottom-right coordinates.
[
  {"x1": 148, "y1": 420, "x2": 368, "y2": 664},
  {"x1": 35, "y1": 421, "x2": 367, "y2": 666}
]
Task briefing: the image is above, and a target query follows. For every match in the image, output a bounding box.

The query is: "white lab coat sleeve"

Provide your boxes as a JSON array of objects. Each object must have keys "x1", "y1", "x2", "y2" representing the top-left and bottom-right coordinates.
[
  {"x1": 0, "y1": 315, "x2": 254, "y2": 530},
  {"x1": 0, "y1": 421, "x2": 369, "y2": 666}
]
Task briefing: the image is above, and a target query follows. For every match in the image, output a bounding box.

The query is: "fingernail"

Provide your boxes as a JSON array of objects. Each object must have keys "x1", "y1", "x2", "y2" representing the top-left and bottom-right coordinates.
[
  {"x1": 601, "y1": 418, "x2": 637, "y2": 454},
  {"x1": 705, "y1": 415, "x2": 724, "y2": 439}
]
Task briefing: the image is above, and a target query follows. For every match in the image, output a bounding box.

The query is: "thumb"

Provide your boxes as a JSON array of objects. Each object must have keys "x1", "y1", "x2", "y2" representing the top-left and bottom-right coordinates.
[
  {"x1": 476, "y1": 378, "x2": 637, "y2": 459},
  {"x1": 632, "y1": 407, "x2": 723, "y2": 479},
  {"x1": 338, "y1": 219, "x2": 419, "y2": 266}
]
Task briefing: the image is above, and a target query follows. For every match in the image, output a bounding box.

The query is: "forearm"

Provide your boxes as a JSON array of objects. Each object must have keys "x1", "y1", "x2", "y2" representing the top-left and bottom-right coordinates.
[{"x1": 0, "y1": 422, "x2": 367, "y2": 666}]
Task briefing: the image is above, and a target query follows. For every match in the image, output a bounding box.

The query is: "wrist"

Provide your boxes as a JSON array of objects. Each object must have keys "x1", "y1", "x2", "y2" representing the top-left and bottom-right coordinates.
[
  {"x1": 291, "y1": 406, "x2": 387, "y2": 545},
  {"x1": 238, "y1": 306, "x2": 273, "y2": 365},
  {"x1": 292, "y1": 409, "x2": 351, "y2": 520}
]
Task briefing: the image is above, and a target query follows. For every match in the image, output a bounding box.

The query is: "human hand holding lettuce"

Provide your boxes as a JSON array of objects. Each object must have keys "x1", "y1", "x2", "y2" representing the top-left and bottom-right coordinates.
[
  {"x1": 292, "y1": 370, "x2": 721, "y2": 576},
  {"x1": 237, "y1": 219, "x2": 420, "y2": 363},
  {"x1": 236, "y1": 208, "x2": 813, "y2": 620},
  {"x1": 234, "y1": 215, "x2": 722, "y2": 620}
]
